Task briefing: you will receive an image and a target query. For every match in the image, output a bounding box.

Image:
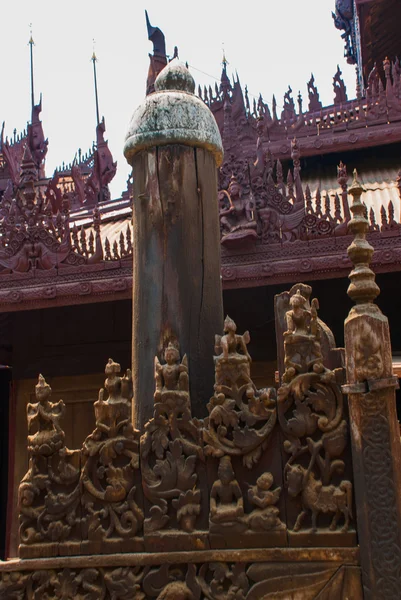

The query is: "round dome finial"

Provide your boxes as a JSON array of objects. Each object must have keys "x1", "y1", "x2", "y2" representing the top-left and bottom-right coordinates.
[
  {"x1": 154, "y1": 58, "x2": 195, "y2": 94},
  {"x1": 124, "y1": 59, "x2": 223, "y2": 166}
]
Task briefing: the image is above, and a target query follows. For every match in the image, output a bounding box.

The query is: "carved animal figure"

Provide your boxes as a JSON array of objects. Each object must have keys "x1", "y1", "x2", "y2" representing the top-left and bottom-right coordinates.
[{"x1": 286, "y1": 464, "x2": 352, "y2": 533}]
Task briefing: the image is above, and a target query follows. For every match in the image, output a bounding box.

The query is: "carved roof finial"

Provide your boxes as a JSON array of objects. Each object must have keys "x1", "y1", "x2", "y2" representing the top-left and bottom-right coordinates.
[
  {"x1": 145, "y1": 10, "x2": 166, "y2": 57},
  {"x1": 347, "y1": 169, "x2": 380, "y2": 306}
]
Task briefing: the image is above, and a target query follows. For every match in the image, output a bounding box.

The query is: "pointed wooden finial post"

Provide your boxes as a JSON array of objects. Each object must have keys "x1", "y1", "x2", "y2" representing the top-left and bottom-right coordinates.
[
  {"x1": 124, "y1": 59, "x2": 224, "y2": 428},
  {"x1": 343, "y1": 169, "x2": 401, "y2": 599}
]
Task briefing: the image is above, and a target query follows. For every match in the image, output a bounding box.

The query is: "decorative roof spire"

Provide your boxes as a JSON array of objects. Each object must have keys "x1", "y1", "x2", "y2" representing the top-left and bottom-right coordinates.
[
  {"x1": 145, "y1": 10, "x2": 166, "y2": 57},
  {"x1": 347, "y1": 169, "x2": 380, "y2": 306},
  {"x1": 220, "y1": 47, "x2": 231, "y2": 97},
  {"x1": 145, "y1": 11, "x2": 167, "y2": 95}
]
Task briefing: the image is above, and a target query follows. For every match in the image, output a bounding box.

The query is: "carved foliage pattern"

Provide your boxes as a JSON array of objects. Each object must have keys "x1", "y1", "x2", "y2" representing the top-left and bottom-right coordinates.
[
  {"x1": 80, "y1": 359, "x2": 144, "y2": 545},
  {"x1": 277, "y1": 286, "x2": 353, "y2": 534},
  {"x1": 18, "y1": 375, "x2": 80, "y2": 548},
  {"x1": 18, "y1": 298, "x2": 360, "y2": 555},
  {"x1": 0, "y1": 563, "x2": 363, "y2": 599},
  {"x1": 140, "y1": 342, "x2": 204, "y2": 534}
]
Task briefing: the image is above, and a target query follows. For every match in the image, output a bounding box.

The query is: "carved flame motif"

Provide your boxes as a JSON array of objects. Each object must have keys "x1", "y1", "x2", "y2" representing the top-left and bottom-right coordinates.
[
  {"x1": 203, "y1": 316, "x2": 277, "y2": 469},
  {"x1": 141, "y1": 341, "x2": 203, "y2": 533},
  {"x1": 81, "y1": 359, "x2": 143, "y2": 544},
  {"x1": 277, "y1": 287, "x2": 353, "y2": 533}
]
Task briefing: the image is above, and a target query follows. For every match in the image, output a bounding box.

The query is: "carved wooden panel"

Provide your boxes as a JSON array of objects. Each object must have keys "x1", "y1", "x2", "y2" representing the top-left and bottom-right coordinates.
[{"x1": 0, "y1": 559, "x2": 363, "y2": 599}]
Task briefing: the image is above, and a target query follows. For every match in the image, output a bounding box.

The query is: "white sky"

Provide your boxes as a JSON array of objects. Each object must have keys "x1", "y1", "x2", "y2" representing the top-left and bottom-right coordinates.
[{"x1": 0, "y1": 0, "x2": 355, "y2": 199}]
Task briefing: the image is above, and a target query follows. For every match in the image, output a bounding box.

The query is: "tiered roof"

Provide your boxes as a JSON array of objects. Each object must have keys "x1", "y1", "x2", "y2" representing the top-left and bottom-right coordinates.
[{"x1": 0, "y1": 10, "x2": 400, "y2": 311}]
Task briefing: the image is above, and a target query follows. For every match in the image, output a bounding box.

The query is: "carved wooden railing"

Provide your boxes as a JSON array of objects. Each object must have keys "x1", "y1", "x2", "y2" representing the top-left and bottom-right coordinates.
[{"x1": 0, "y1": 290, "x2": 363, "y2": 598}]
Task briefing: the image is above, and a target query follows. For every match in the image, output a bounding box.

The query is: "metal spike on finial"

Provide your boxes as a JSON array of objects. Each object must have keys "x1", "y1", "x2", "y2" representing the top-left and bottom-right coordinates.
[
  {"x1": 91, "y1": 39, "x2": 100, "y2": 126},
  {"x1": 222, "y1": 43, "x2": 228, "y2": 69},
  {"x1": 346, "y1": 168, "x2": 380, "y2": 306},
  {"x1": 28, "y1": 23, "x2": 35, "y2": 110}
]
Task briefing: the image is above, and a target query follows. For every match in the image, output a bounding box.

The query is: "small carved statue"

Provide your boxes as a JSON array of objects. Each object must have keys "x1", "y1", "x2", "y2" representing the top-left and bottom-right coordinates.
[
  {"x1": 285, "y1": 289, "x2": 311, "y2": 337},
  {"x1": 154, "y1": 340, "x2": 189, "y2": 400},
  {"x1": 215, "y1": 315, "x2": 251, "y2": 362},
  {"x1": 283, "y1": 289, "x2": 324, "y2": 382},
  {"x1": 27, "y1": 374, "x2": 65, "y2": 455},
  {"x1": 101, "y1": 358, "x2": 133, "y2": 404},
  {"x1": 209, "y1": 456, "x2": 246, "y2": 533},
  {"x1": 218, "y1": 175, "x2": 257, "y2": 247},
  {"x1": 247, "y1": 472, "x2": 285, "y2": 531}
]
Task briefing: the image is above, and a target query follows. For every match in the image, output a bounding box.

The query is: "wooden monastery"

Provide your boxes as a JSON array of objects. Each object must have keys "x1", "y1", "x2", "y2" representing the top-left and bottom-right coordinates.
[{"x1": 1, "y1": 1, "x2": 401, "y2": 598}]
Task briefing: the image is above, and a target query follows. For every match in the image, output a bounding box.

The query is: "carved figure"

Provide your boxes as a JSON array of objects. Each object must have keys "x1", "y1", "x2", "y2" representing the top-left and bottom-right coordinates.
[
  {"x1": 332, "y1": 0, "x2": 356, "y2": 65},
  {"x1": 81, "y1": 359, "x2": 143, "y2": 546},
  {"x1": 141, "y1": 339, "x2": 203, "y2": 534},
  {"x1": 216, "y1": 315, "x2": 251, "y2": 362},
  {"x1": 27, "y1": 374, "x2": 65, "y2": 455},
  {"x1": 218, "y1": 175, "x2": 257, "y2": 247},
  {"x1": 287, "y1": 464, "x2": 352, "y2": 532},
  {"x1": 209, "y1": 456, "x2": 246, "y2": 533},
  {"x1": 247, "y1": 472, "x2": 285, "y2": 531},
  {"x1": 154, "y1": 341, "x2": 189, "y2": 400},
  {"x1": 0, "y1": 145, "x2": 86, "y2": 274},
  {"x1": 277, "y1": 285, "x2": 352, "y2": 534},
  {"x1": 283, "y1": 289, "x2": 324, "y2": 381},
  {"x1": 19, "y1": 375, "x2": 80, "y2": 551},
  {"x1": 205, "y1": 317, "x2": 276, "y2": 468}
]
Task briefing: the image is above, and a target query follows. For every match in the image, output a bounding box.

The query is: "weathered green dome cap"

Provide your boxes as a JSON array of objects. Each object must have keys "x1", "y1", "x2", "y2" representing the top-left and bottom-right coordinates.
[{"x1": 124, "y1": 58, "x2": 223, "y2": 166}]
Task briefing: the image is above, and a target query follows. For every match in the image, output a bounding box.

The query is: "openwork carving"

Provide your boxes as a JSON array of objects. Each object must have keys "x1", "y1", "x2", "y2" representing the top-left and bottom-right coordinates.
[
  {"x1": 18, "y1": 375, "x2": 80, "y2": 553},
  {"x1": 203, "y1": 316, "x2": 276, "y2": 468},
  {"x1": 81, "y1": 359, "x2": 143, "y2": 549},
  {"x1": 277, "y1": 287, "x2": 352, "y2": 534},
  {"x1": 141, "y1": 340, "x2": 204, "y2": 535}
]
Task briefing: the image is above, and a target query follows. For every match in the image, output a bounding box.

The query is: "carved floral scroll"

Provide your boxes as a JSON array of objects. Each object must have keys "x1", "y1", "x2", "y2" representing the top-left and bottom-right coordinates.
[
  {"x1": 18, "y1": 375, "x2": 80, "y2": 557},
  {"x1": 140, "y1": 340, "x2": 205, "y2": 546},
  {"x1": 80, "y1": 358, "x2": 144, "y2": 552},
  {"x1": 203, "y1": 316, "x2": 276, "y2": 469},
  {"x1": 275, "y1": 285, "x2": 355, "y2": 543}
]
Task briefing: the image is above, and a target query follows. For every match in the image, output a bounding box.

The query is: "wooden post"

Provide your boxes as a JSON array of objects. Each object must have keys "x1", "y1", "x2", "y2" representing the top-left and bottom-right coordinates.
[
  {"x1": 343, "y1": 170, "x2": 401, "y2": 599},
  {"x1": 124, "y1": 59, "x2": 224, "y2": 428}
]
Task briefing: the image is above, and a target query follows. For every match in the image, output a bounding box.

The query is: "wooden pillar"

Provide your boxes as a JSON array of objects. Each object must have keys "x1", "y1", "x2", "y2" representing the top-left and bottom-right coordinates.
[
  {"x1": 343, "y1": 170, "x2": 401, "y2": 599},
  {"x1": 124, "y1": 59, "x2": 224, "y2": 428}
]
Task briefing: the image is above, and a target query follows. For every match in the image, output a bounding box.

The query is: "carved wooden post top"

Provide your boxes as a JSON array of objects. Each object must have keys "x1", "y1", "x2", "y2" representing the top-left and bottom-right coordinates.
[
  {"x1": 124, "y1": 58, "x2": 223, "y2": 167},
  {"x1": 347, "y1": 169, "x2": 380, "y2": 310}
]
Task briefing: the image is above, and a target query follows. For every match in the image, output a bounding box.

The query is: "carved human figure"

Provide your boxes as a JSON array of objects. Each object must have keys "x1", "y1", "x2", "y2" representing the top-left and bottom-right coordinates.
[
  {"x1": 282, "y1": 290, "x2": 324, "y2": 383},
  {"x1": 210, "y1": 456, "x2": 246, "y2": 533},
  {"x1": 247, "y1": 472, "x2": 285, "y2": 531},
  {"x1": 27, "y1": 374, "x2": 65, "y2": 455},
  {"x1": 154, "y1": 341, "x2": 189, "y2": 401},
  {"x1": 101, "y1": 358, "x2": 132, "y2": 405},
  {"x1": 285, "y1": 289, "x2": 311, "y2": 337},
  {"x1": 219, "y1": 175, "x2": 257, "y2": 247},
  {"x1": 216, "y1": 315, "x2": 251, "y2": 362}
]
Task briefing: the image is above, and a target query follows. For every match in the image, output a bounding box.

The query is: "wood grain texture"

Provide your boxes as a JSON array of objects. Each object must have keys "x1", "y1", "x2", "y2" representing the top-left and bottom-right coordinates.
[{"x1": 131, "y1": 145, "x2": 223, "y2": 427}]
